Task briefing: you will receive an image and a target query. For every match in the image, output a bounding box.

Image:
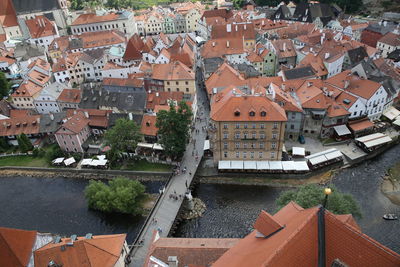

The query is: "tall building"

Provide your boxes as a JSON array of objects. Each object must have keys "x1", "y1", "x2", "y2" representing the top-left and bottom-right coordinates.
[{"x1": 209, "y1": 86, "x2": 287, "y2": 163}]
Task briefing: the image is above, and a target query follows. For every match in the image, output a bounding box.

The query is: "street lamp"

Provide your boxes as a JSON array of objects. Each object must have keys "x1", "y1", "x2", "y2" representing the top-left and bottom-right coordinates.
[{"x1": 322, "y1": 187, "x2": 332, "y2": 208}]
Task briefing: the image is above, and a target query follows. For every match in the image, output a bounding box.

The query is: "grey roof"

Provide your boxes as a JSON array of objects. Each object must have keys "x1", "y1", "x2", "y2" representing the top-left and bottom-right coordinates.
[
  {"x1": 365, "y1": 22, "x2": 397, "y2": 35},
  {"x1": 203, "y1": 57, "x2": 224, "y2": 76},
  {"x1": 84, "y1": 48, "x2": 106, "y2": 62},
  {"x1": 232, "y1": 63, "x2": 260, "y2": 78},
  {"x1": 39, "y1": 112, "x2": 66, "y2": 134},
  {"x1": 68, "y1": 38, "x2": 83, "y2": 50},
  {"x1": 284, "y1": 66, "x2": 316, "y2": 80},
  {"x1": 11, "y1": 0, "x2": 61, "y2": 14},
  {"x1": 43, "y1": 12, "x2": 55, "y2": 21},
  {"x1": 347, "y1": 47, "x2": 368, "y2": 65},
  {"x1": 14, "y1": 43, "x2": 45, "y2": 61},
  {"x1": 369, "y1": 75, "x2": 399, "y2": 97},
  {"x1": 38, "y1": 82, "x2": 68, "y2": 99},
  {"x1": 387, "y1": 49, "x2": 400, "y2": 62},
  {"x1": 79, "y1": 86, "x2": 147, "y2": 113},
  {"x1": 272, "y1": 5, "x2": 292, "y2": 20}
]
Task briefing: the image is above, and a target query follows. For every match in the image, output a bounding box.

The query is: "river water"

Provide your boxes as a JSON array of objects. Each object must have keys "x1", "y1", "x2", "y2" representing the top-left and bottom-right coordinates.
[
  {"x1": 175, "y1": 145, "x2": 400, "y2": 253},
  {"x1": 0, "y1": 177, "x2": 163, "y2": 243}
]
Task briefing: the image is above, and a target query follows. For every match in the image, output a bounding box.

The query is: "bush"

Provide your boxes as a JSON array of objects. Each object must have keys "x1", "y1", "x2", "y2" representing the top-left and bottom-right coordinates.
[
  {"x1": 17, "y1": 133, "x2": 33, "y2": 153},
  {"x1": 84, "y1": 177, "x2": 146, "y2": 215},
  {"x1": 45, "y1": 145, "x2": 64, "y2": 163},
  {"x1": 32, "y1": 148, "x2": 39, "y2": 157},
  {"x1": 276, "y1": 184, "x2": 362, "y2": 218}
]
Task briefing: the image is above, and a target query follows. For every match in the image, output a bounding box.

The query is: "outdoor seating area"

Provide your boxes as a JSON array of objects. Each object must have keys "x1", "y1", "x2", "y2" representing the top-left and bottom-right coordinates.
[
  {"x1": 51, "y1": 157, "x2": 77, "y2": 167},
  {"x1": 355, "y1": 133, "x2": 392, "y2": 153},
  {"x1": 81, "y1": 155, "x2": 108, "y2": 169},
  {"x1": 218, "y1": 160, "x2": 310, "y2": 173},
  {"x1": 305, "y1": 148, "x2": 343, "y2": 170}
]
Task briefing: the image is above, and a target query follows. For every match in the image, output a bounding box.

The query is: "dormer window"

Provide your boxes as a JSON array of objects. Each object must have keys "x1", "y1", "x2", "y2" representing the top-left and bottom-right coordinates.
[
  {"x1": 260, "y1": 111, "x2": 266, "y2": 117},
  {"x1": 234, "y1": 111, "x2": 240, "y2": 117},
  {"x1": 249, "y1": 111, "x2": 255, "y2": 117}
]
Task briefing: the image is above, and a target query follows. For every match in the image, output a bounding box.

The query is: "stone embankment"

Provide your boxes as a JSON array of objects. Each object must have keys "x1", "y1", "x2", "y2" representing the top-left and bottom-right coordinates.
[{"x1": 181, "y1": 198, "x2": 206, "y2": 220}]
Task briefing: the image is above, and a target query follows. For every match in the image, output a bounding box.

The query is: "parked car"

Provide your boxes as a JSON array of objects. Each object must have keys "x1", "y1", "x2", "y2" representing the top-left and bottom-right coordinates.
[{"x1": 298, "y1": 135, "x2": 305, "y2": 144}]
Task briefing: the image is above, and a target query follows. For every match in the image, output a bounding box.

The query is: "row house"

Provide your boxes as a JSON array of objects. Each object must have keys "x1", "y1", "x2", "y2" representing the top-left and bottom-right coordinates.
[
  {"x1": 342, "y1": 22, "x2": 369, "y2": 41},
  {"x1": 152, "y1": 61, "x2": 196, "y2": 96},
  {"x1": 134, "y1": 14, "x2": 146, "y2": 36},
  {"x1": 0, "y1": 110, "x2": 41, "y2": 145},
  {"x1": 13, "y1": 43, "x2": 46, "y2": 74},
  {"x1": 11, "y1": 81, "x2": 43, "y2": 109},
  {"x1": 267, "y1": 39, "x2": 297, "y2": 69},
  {"x1": 25, "y1": 15, "x2": 59, "y2": 49},
  {"x1": 211, "y1": 23, "x2": 256, "y2": 50},
  {"x1": 0, "y1": 0, "x2": 22, "y2": 40},
  {"x1": 33, "y1": 82, "x2": 68, "y2": 114},
  {"x1": 377, "y1": 32, "x2": 400, "y2": 58},
  {"x1": 209, "y1": 86, "x2": 287, "y2": 163},
  {"x1": 145, "y1": 13, "x2": 163, "y2": 35},
  {"x1": 197, "y1": 9, "x2": 234, "y2": 39},
  {"x1": 71, "y1": 11, "x2": 136, "y2": 37},
  {"x1": 55, "y1": 111, "x2": 91, "y2": 153},
  {"x1": 52, "y1": 58, "x2": 69, "y2": 84},
  {"x1": 176, "y1": 2, "x2": 202, "y2": 32},
  {"x1": 360, "y1": 21, "x2": 397, "y2": 48},
  {"x1": 202, "y1": 38, "x2": 249, "y2": 65}
]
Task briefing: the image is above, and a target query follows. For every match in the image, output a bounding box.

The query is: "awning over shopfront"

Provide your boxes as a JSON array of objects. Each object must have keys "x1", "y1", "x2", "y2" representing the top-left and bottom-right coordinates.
[
  {"x1": 204, "y1": 140, "x2": 210, "y2": 151},
  {"x1": 333, "y1": 125, "x2": 351, "y2": 136},
  {"x1": 383, "y1": 107, "x2": 400, "y2": 121}
]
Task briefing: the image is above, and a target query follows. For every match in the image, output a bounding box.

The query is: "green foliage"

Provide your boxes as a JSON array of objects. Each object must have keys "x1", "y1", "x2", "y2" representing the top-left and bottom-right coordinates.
[
  {"x1": 45, "y1": 145, "x2": 64, "y2": 163},
  {"x1": 84, "y1": 177, "x2": 146, "y2": 215},
  {"x1": 0, "y1": 72, "x2": 10, "y2": 99},
  {"x1": 156, "y1": 101, "x2": 192, "y2": 159},
  {"x1": 233, "y1": 0, "x2": 245, "y2": 9},
  {"x1": 70, "y1": 0, "x2": 85, "y2": 10},
  {"x1": 17, "y1": 133, "x2": 33, "y2": 153},
  {"x1": 255, "y1": 0, "x2": 280, "y2": 7},
  {"x1": 104, "y1": 119, "x2": 142, "y2": 163},
  {"x1": 0, "y1": 137, "x2": 10, "y2": 152},
  {"x1": 276, "y1": 184, "x2": 362, "y2": 218}
]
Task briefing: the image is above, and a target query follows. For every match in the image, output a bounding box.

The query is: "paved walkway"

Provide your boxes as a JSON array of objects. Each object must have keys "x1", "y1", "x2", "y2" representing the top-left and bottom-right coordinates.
[{"x1": 129, "y1": 68, "x2": 209, "y2": 267}]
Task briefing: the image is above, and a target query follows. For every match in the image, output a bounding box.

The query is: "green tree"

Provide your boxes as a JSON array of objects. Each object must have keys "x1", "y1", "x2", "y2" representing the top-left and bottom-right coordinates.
[
  {"x1": 104, "y1": 119, "x2": 142, "y2": 159},
  {"x1": 156, "y1": 101, "x2": 192, "y2": 159},
  {"x1": 45, "y1": 145, "x2": 64, "y2": 163},
  {"x1": 0, "y1": 137, "x2": 10, "y2": 152},
  {"x1": 70, "y1": 0, "x2": 85, "y2": 10},
  {"x1": 0, "y1": 72, "x2": 10, "y2": 99},
  {"x1": 276, "y1": 184, "x2": 361, "y2": 218},
  {"x1": 17, "y1": 133, "x2": 33, "y2": 153},
  {"x1": 233, "y1": 0, "x2": 245, "y2": 9},
  {"x1": 84, "y1": 177, "x2": 146, "y2": 215}
]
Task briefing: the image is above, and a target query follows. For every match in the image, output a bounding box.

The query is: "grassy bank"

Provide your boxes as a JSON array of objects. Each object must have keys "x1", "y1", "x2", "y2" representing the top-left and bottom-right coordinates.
[
  {"x1": 0, "y1": 155, "x2": 49, "y2": 167},
  {"x1": 113, "y1": 159, "x2": 171, "y2": 172}
]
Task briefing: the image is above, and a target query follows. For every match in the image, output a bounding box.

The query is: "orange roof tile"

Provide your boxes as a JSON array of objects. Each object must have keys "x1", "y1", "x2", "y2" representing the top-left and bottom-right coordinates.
[
  {"x1": 146, "y1": 91, "x2": 184, "y2": 110},
  {"x1": 57, "y1": 89, "x2": 81, "y2": 104},
  {"x1": 80, "y1": 30, "x2": 125, "y2": 49},
  {"x1": 34, "y1": 234, "x2": 126, "y2": 267},
  {"x1": 152, "y1": 61, "x2": 195, "y2": 81},
  {"x1": 297, "y1": 82, "x2": 327, "y2": 109},
  {"x1": 66, "y1": 109, "x2": 110, "y2": 128},
  {"x1": 272, "y1": 83, "x2": 303, "y2": 113},
  {"x1": 25, "y1": 16, "x2": 57, "y2": 39},
  {"x1": 56, "y1": 111, "x2": 90, "y2": 134},
  {"x1": 348, "y1": 118, "x2": 374, "y2": 132},
  {"x1": 271, "y1": 39, "x2": 296, "y2": 59},
  {"x1": 253, "y1": 210, "x2": 283, "y2": 237},
  {"x1": 123, "y1": 34, "x2": 149, "y2": 61},
  {"x1": 210, "y1": 87, "x2": 287, "y2": 122},
  {"x1": 0, "y1": 227, "x2": 37, "y2": 267},
  {"x1": 0, "y1": 56, "x2": 15, "y2": 65},
  {"x1": 202, "y1": 38, "x2": 245, "y2": 58},
  {"x1": 72, "y1": 13, "x2": 120, "y2": 26},
  {"x1": 0, "y1": 114, "x2": 40, "y2": 137},
  {"x1": 299, "y1": 53, "x2": 328, "y2": 77},
  {"x1": 12, "y1": 80, "x2": 43, "y2": 98},
  {"x1": 211, "y1": 23, "x2": 255, "y2": 41},
  {"x1": 0, "y1": 0, "x2": 18, "y2": 27},
  {"x1": 335, "y1": 91, "x2": 358, "y2": 109},
  {"x1": 326, "y1": 99, "x2": 350, "y2": 118},
  {"x1": 141, "y1": 114, "x2": 158, "y2": 136},
  {"x1": 205, "y1": 63, "x2": 245, "y2": 95},
  {"x1": 103, "y1": 77, "x2": 143, "y2": 88},
  {"x1": 378, "y1": 32, "x2": 400, "y2": 47}
]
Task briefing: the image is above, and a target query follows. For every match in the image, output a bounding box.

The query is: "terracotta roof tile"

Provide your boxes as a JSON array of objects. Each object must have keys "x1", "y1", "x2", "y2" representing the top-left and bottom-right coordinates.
[
  {"x1": 0, "y1": 0, "x2": 18, "y2": 27},
  {"x1": 25, "y1": 16, "x2": 57, "y2": 39},
  {"x1": 57, "y1": 89, "x2": 81, "y2": 103},
  {"x1": 34, "y1": 234, "x2": 126, "y2": 267},
  {"x1": 80, "y1": 30, "x2": 125, "y2": 49},
  {"x1": 103, "y1": 77, "x2": 143, "y2": 88},
  {"x1": 152, "y1": 61, "x2": 195, "y2": 81},
  {"x1": 0, "y1": 227, "x2": 37, "y2": 267},
  {"x1": 378, "y1": 32, "x2": 400, "y2": 47},
  {"x1": 348, "y1": 118, "x2": 374, "y2": 132},
  {"x1": 12, "y1": 80, "x2": 43, "y2": 97},
  {"x1": 296, "y1": 82, "x2": 327, "y2": 109},
  {"x1": 141, "y1": 114, "x2": 157, "y2": 136},
  {"x1": 72, "y1": 13, "x2": 120, "y2": 26},
  {"x1": 146, "y1": 91, "x2": 183, "y2": 110},
  {"x1": 271, "y1": 39, "x2": 296, "y2": 59},
  {"x1": 253, "y1": 210, "x2": 283, "y2": 237},
  {"x1": 123, "y1": 34, "x2": 149, "y2": 61},
  {"x1": 56, "y1": 111, "x2": 89, "y2": 134},
  {"x1": 205, "y1": 62, "x2": 246, "y2": 94},
  {"x1": 211, "y1": 23, "x2": 255, "y2": 40},
  {"x1": 0, "y1": 113, "x2": 40, "y2": 137},
  {"x1": 202, "y1": 38, "x2": 245, "y2": 59}
]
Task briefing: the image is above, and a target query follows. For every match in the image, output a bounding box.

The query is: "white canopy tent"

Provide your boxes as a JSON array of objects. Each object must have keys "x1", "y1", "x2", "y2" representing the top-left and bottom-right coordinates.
[
  {"x1": 203, "y1": 140, "x2": 210, "y2": 151},
  {"x1": 64, "y1": 157, "x2": 76, "y2": 166},
  {"x1": 383, "y1": 107, "x2": 400, "y2": 121},
  {"x1": 333, "y1": 125, "x2": 351, "y2": 136},
  {"x1": 52, "y1": 157, "x2": 64, "y2": 164},
  {"x1": 231, "y1": 161, "x2": 244, "y2": 170},
  {"x1": 243, "y1": 161, "x2": 257, "y2": 170},
  {"x1": 292, "y1": 147, "x2": 305, "y2": 157},
  {"x1": 256, "y1": 161, "x2": 270, "y2": 170},
  {"x1": 218, "y1": 161, "x2": 231, "y2": 170}
]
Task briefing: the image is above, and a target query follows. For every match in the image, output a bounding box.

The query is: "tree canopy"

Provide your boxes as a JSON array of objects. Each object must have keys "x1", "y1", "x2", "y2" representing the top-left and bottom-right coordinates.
[
  {"x1": 156, "y1": 101, "x2": 192, "y2": 159},
  {"x1": 17, "y1": 133, "x2": 33, "y2": 153},
  {"x1": 0, "y1": 72, "x2": 10, "y2": 99},
  {"x1": 104, "y1": 118, "x2": 142, "y2": 161},
  {"x1": 276, "y1": 184, "x2": 361, "y2": 217},
  {"x1": 84, "y1": 177, "x2": 146, "y2": 215}
]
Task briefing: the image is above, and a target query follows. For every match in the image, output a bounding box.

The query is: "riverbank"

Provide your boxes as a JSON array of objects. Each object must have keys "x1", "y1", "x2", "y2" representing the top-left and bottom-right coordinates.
[{"x1": 0, "y1": 167, "x2": 171, "y2": 182}]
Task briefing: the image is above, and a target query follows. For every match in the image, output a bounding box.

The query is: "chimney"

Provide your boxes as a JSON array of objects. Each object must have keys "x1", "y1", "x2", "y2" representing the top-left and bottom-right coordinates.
[
  {"x1": 168, "y1": 256, "x2": 178, "y2": 267},
  {"x1": 281, "y1": 83, "x2": 285, "y2": 90},
  {"x1": 84, "y1": 111, "x2": 89, "y2": 118},
  {"x1": 235, "y1": 25, "x2": 238, "y2": 31},
  {"x1": 307, "y1": 82, "x2": 313, "y2": 87},
  {"x1": 244, "y1": 24, "x2": 247, "y2": 30},
  {"x1": 226, "y1": 24, "x2": 231, "y2": 32},
  {"x1": 226, "y1": 40, "x2": 230, "y2": 48},
  {"x1": 50, "y1": 114, "x2": 54, "y2": 121},
  {"x1": 262, "y1": 20, "x2": 265, "y2": 26},
  {"x1": 324, "y1": 52, "x2": 330, "y2": 59},
  {"x1": 212, "y1": 41, "x2": 215, "y2": 47},
  {"x1": 156, "y1": 92, "x2": 159, "y2": 97},
  {"x1": 383, "y1": 21, "x2": 387, "y2": 27},
  {"x1": 344, "y1": 80, "x2": 350, "y2": 89},
  {"x1": 283, "y1": 42, "x2": 286, "y2": 51}
]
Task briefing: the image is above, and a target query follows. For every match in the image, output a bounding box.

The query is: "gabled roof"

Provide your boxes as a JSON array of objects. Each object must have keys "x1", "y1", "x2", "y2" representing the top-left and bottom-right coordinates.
[
  {"x1": 57, "y1": 89, "x2": 81, "y2": 103},
  {"x1": 34, "y1": 234, "x2": 126, "y2": 267},
  {"x1": 202, "y1": 38, "x2": 245, "y2": 58},
  {"x1": 299, "y1": 53, "x2": 328, "y2": 77},
  {"x1": 12, "y1": 80, "x2": 43, "y2": 98},
  {"x1": 378, "y1": 32, "x2": 400, "y2": 47},
  {"x1": 25, "y1": 15, "x2": 57, "y2": 39},
  {"x1": 0, "y1": 0, "x2": 18, "y2": 27},
  {"x1": 210, "y1": 87, "x2": 287, "y2": 122},
  {"x1": 146, "y1": 91, "x2": 184, "y2": 110},
  {"x1": 205, "y1": 62, "x2": 245, "y2": 95},
  {"x1": 213, "y1": 202, "x2": 400, "y2": 267},
  {"x1": 211, "y1": 23, "x2": 255, "y2": 40},
  {"x1": 141, "y1": 114, "x2": 157, "y2": 136},
  {"x1": 0, "y1": 227, "x2": 37, "y2": 267},
  {"x1": 72, "y1": 12, "x2": 122, "y2": 26},
  {"x1": 296, "y1": 82, "x2": 327, "y2": 109},
  {"x1": 201, "y1": 9, "x2": 233, "y2": 20},
  {"x1": 80, "y1": 30, "x2": 125, "y2": 49},
  {"x1": 56, "y1": 111, "x2": 89, "y2": 135},
  {"x1": 152, "y1": 61, "x2": 195, "y2": 81},
  {"x1": 347, "y1": 46, "x2": 368, "y2": 65},
  {"x1": 123, "y1": 34, "x2": 148, "y2": 61},
  {"x1": 11, "y1": 0, "x2": 60, "y2": 15},
  {"x1": 283, "y1": 66, "x2": 316, "y2": 80}
]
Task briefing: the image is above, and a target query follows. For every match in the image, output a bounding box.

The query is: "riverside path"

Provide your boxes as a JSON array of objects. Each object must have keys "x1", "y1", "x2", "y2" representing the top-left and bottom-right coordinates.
[{"x1": 128, "y1": 67, "x2": 209, "y2": 267}]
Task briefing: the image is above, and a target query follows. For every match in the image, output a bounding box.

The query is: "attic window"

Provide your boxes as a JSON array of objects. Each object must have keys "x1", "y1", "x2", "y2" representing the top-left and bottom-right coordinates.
[
  {"x1": 234, "y1": 111, "x2": 240, "y2": 117},
  {"x1": 249, "y1": 111, "x2": 255, "y2": 117},
  {"x1": 260, "y1": 111, "x2": 266, "y2": 117}
]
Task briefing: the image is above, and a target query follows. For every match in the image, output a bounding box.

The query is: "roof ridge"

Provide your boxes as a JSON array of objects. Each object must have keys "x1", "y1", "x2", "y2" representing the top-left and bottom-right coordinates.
[
  {"x1": 0, "y1": 231, "x2": 25, "y2": 267},
  {"x1": 84, "y1": 236, "x2": 123, "y2": 257}
]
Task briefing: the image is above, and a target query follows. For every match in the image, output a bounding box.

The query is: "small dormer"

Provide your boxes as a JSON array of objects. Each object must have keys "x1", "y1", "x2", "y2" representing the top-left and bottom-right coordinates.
[
  {"x1": 260, "y1": 110, "x2": 266, "y2": 117},
  {"x1": 249, "y1": 109, "x2": 255, "y2": 117},
  {"x1": 234, "y1": 109, "x2": 240, "y2": 117}
]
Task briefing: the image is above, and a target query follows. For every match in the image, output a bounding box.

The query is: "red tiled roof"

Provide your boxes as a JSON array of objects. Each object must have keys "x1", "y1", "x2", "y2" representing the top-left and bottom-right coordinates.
[
  {"x1": 124, "y1": 34, "x2": 149, "y2": 61},
  {"x1": 202, "y1": 38, "x2": 245, "y2": 59},
  {"x1": 0, "y1": 114, "x2": 40, "y2": 137},
  {"x1": 210, "y1": 87, "x2": 287, "y2": 122},
  {"x1": 25, "y1": 16, "x2": 57, "y2": 39},
  {"x1": 0, "y1": 0, "x2": 18, "y2": 27},
  {"x1": 271, "y1": 39, "x2": 296, "y2": 59},
  {"x1": 378, "y1": 32, "x2": 400, "y2": 47},
  {"x1": 57, "y1": 89, "x2": 81, "y2": 103},
  {"x1": 253, "y1": 210, "x2": 283, "y2": 237},
  {"x1": 0, "y1": 227, "x2": 37, "y2": 267},
  {"x1": 348, "y1": 118, "x2": 374, "y2": 132},
  {"x1": 152, "y1": 61, "x2": 195, "y2": 81},
  {"x1": 56, "y1": 111, "x2": 90, "y2": 134},
  {"x1": 34, "y1": 234, "x2": 126, "y2": 267},
  {"x1": 141, "y1": 114, "x2": 158, "y2": 136},
  {"x1": 72, "y1": 13, "x2": 120, "y2": 26},
  {"x1": 12, "y1": 80, "x2": 43, "y2": 98},
  {"x1": 103, "y1": 77, "x2": 143, "y2": 88},
  {"x1": 80, "y1": 30, "x2": 125, "y2": 49},
  {"x1": 211, "y1": 23, "x2": 255, "y2": 41},
  {"x1": 66, "y1": 109, "x2": 110, "y2": 128},
  {"x1": 296, "y1": 82, "x2": 327, "y2": 109},
  {"x1": 146, "y1": 91, "x2": 184, "y2": 110},
  {"x1": 205, "y1": 63, "x2": 245, "y2": 95}
]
